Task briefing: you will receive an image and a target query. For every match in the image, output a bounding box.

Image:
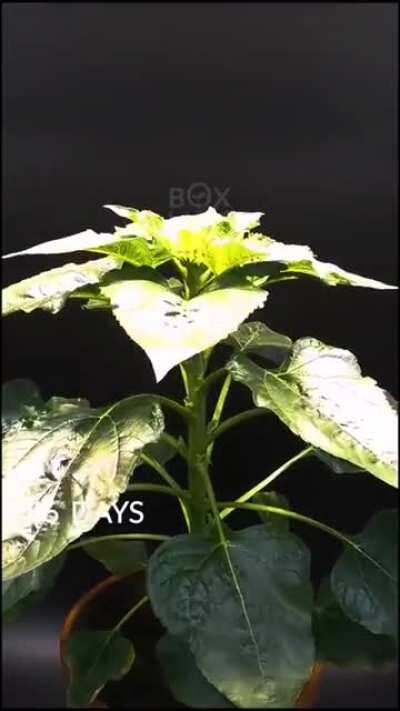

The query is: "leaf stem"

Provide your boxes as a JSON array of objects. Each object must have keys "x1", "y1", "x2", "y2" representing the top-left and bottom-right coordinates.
[
  {"x1": 126, "y1": 483, "x2": 191, "y2": 499},
  {"x1": 207, "y1": 407, "x2": 271, "y2": 444},
  {"x1": 219, "y1": 446, "x2": 314, "y2": 519},
  {"x1": 200, "y1": 367, "x2": 228, "y2": 393},
  {"x1": 152, "y1": 395, "x2": 192, "y2": 421},
  {"x1": 207, "y1": 374, "x2": 232, "y2": 458},
  {"x1": 140, "y1": 452, "x2": 191, "y2": 530},
  {"x1": 114, "y1": 595, "x2": 149, "y2": 632},
  {"x1": 216, "y1": 501, "x2": 396, "y2": 581},
  {"x1": 68, "y1": 533, "x2": 170, "y2": 552}
]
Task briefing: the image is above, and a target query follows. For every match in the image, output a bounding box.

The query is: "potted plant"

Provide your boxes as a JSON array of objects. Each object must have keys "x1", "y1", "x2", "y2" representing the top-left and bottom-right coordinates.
[{"x1": 2, "y1": 205, "x2": 398, "y2": 708}]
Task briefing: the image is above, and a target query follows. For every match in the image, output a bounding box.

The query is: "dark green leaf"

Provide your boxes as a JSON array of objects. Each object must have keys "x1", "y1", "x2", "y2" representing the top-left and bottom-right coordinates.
[
  {"x1": 65, "y1": 629, "x2": 135, "y2": 707},
  {"x1": 313, "y1": 578, "x2": 397, "y2": 669},
  {"x1": 2, "y1": 553, "x2": 66, "y2": 623},
  {"x1": 331, "y1": 510, "x2": 398, "y2": 641},
  {"x1": 2, "y1": 379, "x2": 44, "y2": 432},
  {"x1": 83, "y1": 540, "x2": 147, "y2": 575},
  {"x1": 157, "y1": 634, "x2": 234, "y2": 708},
  {"x1": 148, "y1": 525, "x2": 314, "y2": 708}
]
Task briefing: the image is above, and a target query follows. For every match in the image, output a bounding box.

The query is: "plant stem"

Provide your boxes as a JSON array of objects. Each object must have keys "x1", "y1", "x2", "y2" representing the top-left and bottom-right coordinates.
[
  {"x1": 140, "y1": 453, "x2": 181, "y2": 491},
  {"x1": 152, "y1": 395, "x2": 192, "y2": 421},
  {"x1": 126, "y1": 483, "x2": 191, "y2": 499},
  {"x1": 219, "y1": 446, "x2": 314, "y2": 519},
  {"x1": 159, "y1": 432, "x2": 188, "y2": 460},
  {"x1": 216, "y1": 501, "x2": 396, "y2": 580},
  {"x1": 140, "y1": 452, "x2": 191, "y2": 530},
  {"x1": 68, "y1": 533, "x2": 170, "y2": 552},
  {"x1": 207, "y1": 407, "x2": 271, "y2": 444},
  {"x1": 184, "y1": 356, "x2": 210, "y2": 533},
  {"x1": 200, "y1": 367, "x2": 227, "y2": 393},
  {"x1": 207, "y1": 373, "x2": 232, "y2": 458},
  {"x1": 114, "y1": 595, "x2": 149, "y2": 632}
]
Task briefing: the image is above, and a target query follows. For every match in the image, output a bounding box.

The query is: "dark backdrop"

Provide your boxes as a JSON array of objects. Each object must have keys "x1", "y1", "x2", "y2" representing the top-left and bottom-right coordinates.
[{"x1": 2, "y1": 3, "x2": 398, "y2": 708}]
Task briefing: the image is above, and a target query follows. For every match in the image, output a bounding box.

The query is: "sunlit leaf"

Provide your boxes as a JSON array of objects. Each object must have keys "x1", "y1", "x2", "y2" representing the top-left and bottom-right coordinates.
[
  {"x1": 2, "y1": 257, "x2": 121, "y2": 315},
  {"x1": 228, "y1": 339, "x2": 398, "y2": 488},
  {"x1": 226, "y1": 320, "x2": 292, "y2": 363},
  {"x1": 101, "y1": 280, "x2": 267, "y2": 381},
  {"x1": 2, "y1": 390, "x2": 163, "y2": 579}
]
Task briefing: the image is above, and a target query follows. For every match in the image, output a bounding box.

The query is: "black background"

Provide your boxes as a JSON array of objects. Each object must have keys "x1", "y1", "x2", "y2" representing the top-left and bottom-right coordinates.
[{"x1": 2, "y1": 2, "x2": 398, "y2": 708}]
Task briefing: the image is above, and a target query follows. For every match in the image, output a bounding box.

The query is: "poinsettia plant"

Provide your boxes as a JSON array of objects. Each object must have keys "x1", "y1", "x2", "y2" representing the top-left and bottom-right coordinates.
[{"x1": 2, "y1": 206, "x2": 398, "y2": 708}]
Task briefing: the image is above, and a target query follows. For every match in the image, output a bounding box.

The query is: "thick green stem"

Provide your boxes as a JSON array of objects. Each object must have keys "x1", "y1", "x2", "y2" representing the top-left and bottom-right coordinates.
[{"x1": 184, "y1": 356, "x2": 210, "y2": 533}]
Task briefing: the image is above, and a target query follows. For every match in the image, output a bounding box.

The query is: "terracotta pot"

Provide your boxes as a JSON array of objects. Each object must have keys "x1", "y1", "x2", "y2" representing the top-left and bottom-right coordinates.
[{"x1": 60, "y1": 571, "x2": 324, "y2": 708}]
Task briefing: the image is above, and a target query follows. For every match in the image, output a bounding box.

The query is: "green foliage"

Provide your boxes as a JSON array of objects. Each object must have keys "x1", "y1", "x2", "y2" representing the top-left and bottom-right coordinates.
[
  {"x1": 331, "y1": 510, "x2": 398, "y2": 641},
  {"x1": 2, "y1": 554, "x2": 66, "y2": 623},
  {"x1": 2, "y1": 380, "x2": 163, "y2": 579},
  {"x1": 157, "y1": 633, "x2": 234, "y2": 707},
  {"x1": 1, "y1": 205, "x2": 398, "y2": 708},
  {"x1": 65, "y1": 628, "x2": 135, "y2": 707},
  {"x1": 148, "y1": 526, "x2": 315, "y2": 708},
  {"x1": 228, "y1": 339, "x2": 398, "y2": 488},
  {"x1": 101, "y1": 279, "x2": 267, "y2": 381},
  {"x1": 83, "y1": 540, "x2": 147, "y2": 575},
  {"x1": 313, "y1": 578, "x2": 397, "y2": 669},
  {"x1": 2, "y1": 257, "x2": 121, "y2": 315}
]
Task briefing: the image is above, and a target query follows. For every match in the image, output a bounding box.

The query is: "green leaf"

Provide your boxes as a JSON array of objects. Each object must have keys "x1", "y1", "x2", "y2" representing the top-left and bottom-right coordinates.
[
  {"x1": 313, "y1": 578, "x2": 397, "y2": 669},
  {"x1": 2, "y1": 379, "x2": 44, "y2": 431},
  {"x1": 228, "y1": 338, "x2": 398, "y2": 488},
  {"x1": 253, "y1": 491, "x2": 290, "y2": 532},
  {"x1": 83, "y1": 540, "x2": 147, "y2": 575},
  {"x1": 65, "y1": 629, "x2": 135, "y2": 707},
  {"x1": 226, "y1": 321, "x2": 292, "y2": 364},
  {"x1": 3, "y1": 230, "x2": 122, "y2": 258},
  {"x1": 2, "y1": 392, "x2": 164, "y2": 579},
  {"x1": 148, "y1": 525, "x2": 315, "y2": 708},
  {"x1": 103, "y1": 204, "x2": 164, "y2": 236},
  {"x1": 2, "y1": 257, "x2": 121, "y2": 316},
  {"x1": 241, "y1": 235, "x2": 397, "y2": 289},
  {"x1": 101, "y1": 280, "x2": 268, "y2": 382},
  {"x1": 157, "y1": 634, "x2": 234, "y2": 708},
  {"x1": 92, "y1": 237, "x2": 170, "y2": 269},
  {"x1": 331, "y1": 510, "x2": 398, "y2": 641},
  {"x1": 2, "y1": 553, "x2": 66, "y2": 623},
  {"x1": 143, "y1": 435, "x2": 181, "y2": 467}
]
